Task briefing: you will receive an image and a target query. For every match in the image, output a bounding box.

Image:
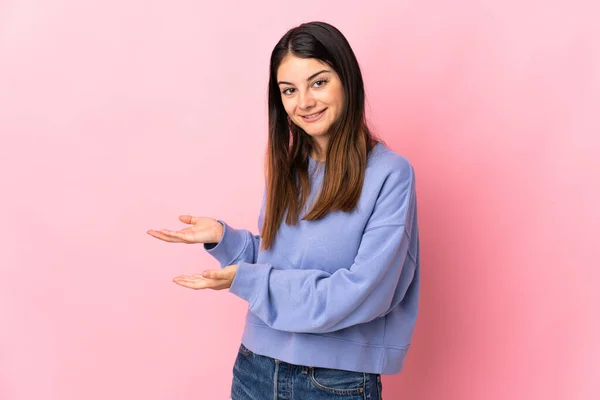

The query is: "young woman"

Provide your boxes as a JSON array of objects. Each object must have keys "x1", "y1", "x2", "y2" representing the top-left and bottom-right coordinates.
[{"x1": 148, "y1": 21, "x2": 420, "y2": 400}]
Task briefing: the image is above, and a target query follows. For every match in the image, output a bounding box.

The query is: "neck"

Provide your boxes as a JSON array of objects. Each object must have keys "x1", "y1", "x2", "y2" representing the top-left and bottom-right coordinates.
[{"x1": 311, "y1": 136, "x2": 329, "y2": 162}]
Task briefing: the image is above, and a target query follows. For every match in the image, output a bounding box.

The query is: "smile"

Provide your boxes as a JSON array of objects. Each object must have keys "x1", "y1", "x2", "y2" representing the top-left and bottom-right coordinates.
[{"x1": 300, "y1": 108, "x2": 327, "y2": 122}]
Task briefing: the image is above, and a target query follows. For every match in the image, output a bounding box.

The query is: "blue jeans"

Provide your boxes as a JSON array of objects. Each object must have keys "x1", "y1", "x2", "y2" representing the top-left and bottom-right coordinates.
[{"x1": 231, "y1": 343, "x2": 384, "y2": 400}]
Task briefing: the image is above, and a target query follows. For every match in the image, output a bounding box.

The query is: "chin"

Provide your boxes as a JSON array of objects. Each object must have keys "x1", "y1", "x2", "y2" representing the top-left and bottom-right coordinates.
[
  {"x1": 303, "y1": 125, "x2": 331, "y2": 136},
  {"x1": 306, "y1": 132, "x2": 329, "y2": 139}
]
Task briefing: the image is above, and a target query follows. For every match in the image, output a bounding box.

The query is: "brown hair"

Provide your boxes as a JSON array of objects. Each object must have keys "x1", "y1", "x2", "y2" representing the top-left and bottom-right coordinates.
[{"x1": 261, "y1": 21, "x2": 380, "y2": 250}]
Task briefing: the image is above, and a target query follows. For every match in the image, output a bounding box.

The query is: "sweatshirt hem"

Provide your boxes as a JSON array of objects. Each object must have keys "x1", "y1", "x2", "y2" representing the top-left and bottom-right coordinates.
[{"x1": 240, "y1": 320, "x2": 409, "y2": 375}]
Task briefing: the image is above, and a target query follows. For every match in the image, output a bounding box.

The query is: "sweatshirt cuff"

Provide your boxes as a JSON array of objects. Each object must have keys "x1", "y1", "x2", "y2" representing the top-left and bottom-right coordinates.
[
  {"x1": 229, "y1": 261, "x2": 271, "y2": 307},
  {"x1": 204, "y1": 220, "x2": 246, "y2": 267}
]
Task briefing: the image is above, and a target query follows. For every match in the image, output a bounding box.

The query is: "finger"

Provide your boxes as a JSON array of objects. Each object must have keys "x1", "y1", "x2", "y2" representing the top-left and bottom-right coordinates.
[
  {"x1": 200, "y1": 270, "x2": 224, "y2": 280},
  {"x1": 173, "y1": 276, "x2": 213, "y2": 289},
  {"x1": 173, "y1": 276, "x2": 198, "y2": 286},
  {"x1": 174, "y1": 274, "x2": 204, "y2": 281},
  {"x1": 179, "y1": 215, "x2": 198, "y2": 225},
  {"x1": 160, "y1": 229, "x2": 192, "y2": 242},
  {"x1": 173, "y1": 279, "x2": 202, "y2": 289},
  {"x1": 160, "y1": 229, "x2": 183, "y2": 237},
  {"x1": 187, "y1": 273, "x2": 222, "y2": 281},
  {"x1": 146, "y1": 230, "x2": 184, "y2": 243}
]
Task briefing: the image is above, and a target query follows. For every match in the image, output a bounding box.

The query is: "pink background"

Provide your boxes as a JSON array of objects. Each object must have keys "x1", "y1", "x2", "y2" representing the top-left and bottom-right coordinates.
[{"x1": 1, "y1": 1, "x2": 598, "y2": 399}]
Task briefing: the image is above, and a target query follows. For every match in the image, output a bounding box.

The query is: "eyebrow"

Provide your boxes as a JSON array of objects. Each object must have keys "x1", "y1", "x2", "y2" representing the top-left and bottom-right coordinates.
[{"x1": 277, "y1": 69, "x2": 331, "y2": 86}]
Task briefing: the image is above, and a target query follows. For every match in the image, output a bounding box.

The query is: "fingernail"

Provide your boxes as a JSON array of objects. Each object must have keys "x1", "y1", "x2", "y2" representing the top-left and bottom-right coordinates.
[{"x1": 201, "y1": 271, "x2": 209, "y2": 277}]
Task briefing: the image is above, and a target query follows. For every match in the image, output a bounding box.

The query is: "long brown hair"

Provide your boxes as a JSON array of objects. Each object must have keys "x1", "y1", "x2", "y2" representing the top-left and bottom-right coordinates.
[{"x1": 261, "y1": 21, "x2": 380, "y2": 251}]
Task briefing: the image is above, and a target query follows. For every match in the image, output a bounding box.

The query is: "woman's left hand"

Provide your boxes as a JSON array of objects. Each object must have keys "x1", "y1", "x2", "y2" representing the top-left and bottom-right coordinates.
[{"x1": 173, "y1": 264, "x2": 238, "y2": 290}]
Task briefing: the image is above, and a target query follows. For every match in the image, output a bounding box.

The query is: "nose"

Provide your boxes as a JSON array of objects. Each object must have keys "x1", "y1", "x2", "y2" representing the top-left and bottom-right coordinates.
[{"x1": 298, "y1": 90, "x2": 316, "y2": 111}]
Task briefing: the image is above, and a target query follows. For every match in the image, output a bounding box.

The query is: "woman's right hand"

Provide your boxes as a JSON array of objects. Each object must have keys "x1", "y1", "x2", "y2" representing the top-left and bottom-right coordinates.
[{"x1": 146, "y1": 215, "x2": 224, "y2": 245}]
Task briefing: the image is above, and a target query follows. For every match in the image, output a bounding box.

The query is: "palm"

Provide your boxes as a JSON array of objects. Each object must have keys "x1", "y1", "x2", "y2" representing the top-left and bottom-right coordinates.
[
  {"x1": 173, "y1": 265, "x2": 238, "y2": 291},
  {"x1": 146, "y1": 215, "x2": 222, "y2": 244}
]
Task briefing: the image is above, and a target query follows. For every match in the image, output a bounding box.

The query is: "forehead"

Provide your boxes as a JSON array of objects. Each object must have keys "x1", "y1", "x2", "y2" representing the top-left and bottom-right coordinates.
[{"x1": 277, "y1": 56, "x2": 331, "y2": 82}]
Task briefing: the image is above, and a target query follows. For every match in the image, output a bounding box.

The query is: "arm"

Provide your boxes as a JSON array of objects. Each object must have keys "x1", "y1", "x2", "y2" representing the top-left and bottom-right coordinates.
[
  {"x1": 204, "y1": 222, "x2": 261, "y2": 268},
  {"x1": 228, "y1": 166, "x2": 418, "y2": 334}
]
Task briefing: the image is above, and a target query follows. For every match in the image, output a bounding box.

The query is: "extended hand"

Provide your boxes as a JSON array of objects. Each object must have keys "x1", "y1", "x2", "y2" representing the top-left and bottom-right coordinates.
[
  {"x1": 147, "y1": 215, "x2": 223, "y2": 244},
  {"x1": 173, "y1": 264, "x2": 238, "y2": 290}
]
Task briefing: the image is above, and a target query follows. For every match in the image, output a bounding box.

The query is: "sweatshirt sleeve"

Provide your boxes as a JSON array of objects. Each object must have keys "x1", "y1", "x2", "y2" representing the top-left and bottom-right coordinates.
[
  {"x1": 228, "y1": 165, "x2": 418, "y2": 334},
  {"x1": 203, "y1": 221, "x2": 261, "y2": 268}
]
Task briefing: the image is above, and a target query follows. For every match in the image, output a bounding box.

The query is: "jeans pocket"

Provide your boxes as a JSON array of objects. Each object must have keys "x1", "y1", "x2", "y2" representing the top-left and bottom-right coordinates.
[
  {"x1": 310, "y1": 367, "x2": 365, "y2": 395},
  {"x1": 238, "y1": 342, "x2": 253, "y2": 357}
]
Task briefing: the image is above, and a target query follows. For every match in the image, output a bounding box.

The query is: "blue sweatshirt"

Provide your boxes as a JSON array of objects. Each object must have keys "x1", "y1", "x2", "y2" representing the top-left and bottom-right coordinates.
[{"x1": 205, "y1": 142, "x2": 420, "y2": 375}]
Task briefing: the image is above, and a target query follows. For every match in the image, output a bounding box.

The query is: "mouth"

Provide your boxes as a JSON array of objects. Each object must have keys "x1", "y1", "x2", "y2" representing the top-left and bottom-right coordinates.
[{"x1": 300, "y1": 108, "x2": 327, "y2": 122}]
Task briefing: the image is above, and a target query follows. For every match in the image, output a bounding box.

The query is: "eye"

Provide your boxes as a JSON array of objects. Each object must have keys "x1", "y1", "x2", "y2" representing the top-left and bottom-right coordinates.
[
  {"x1": 313, "y1": 79, "x2": 329, "y2": 88},
  {"x1": 282, "y1": 88, "x2": 295, "y2": 95}
]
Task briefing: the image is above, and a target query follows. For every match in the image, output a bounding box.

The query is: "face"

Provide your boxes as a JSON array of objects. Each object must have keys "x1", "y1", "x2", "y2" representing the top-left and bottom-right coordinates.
[{"x1": 276, "y1": 55, "x2": 344, "y2": 141}]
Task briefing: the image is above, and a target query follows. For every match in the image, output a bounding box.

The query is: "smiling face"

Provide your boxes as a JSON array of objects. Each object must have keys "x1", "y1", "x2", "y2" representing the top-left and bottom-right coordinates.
[{"x1": 277, "y1": 55, "x2": 344, "y2": 151}]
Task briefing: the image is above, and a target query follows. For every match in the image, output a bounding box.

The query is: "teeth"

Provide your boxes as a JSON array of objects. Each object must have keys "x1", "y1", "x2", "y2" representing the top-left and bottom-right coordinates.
[{"x1": 304, "y1": 110, "x2": 323, "y2": 118}]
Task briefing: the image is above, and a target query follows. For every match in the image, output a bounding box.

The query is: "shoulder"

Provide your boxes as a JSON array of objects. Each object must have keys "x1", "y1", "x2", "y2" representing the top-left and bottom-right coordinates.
[
  {"x1": 362, "y1": 142, "x2": 417, "y2": 226},
  {"x1": 367, "y1": 142, "x2": 415, "y2": 185}
]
